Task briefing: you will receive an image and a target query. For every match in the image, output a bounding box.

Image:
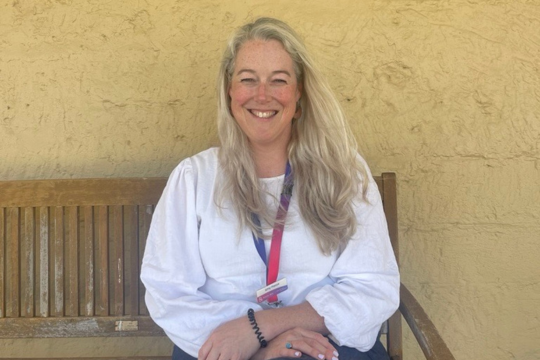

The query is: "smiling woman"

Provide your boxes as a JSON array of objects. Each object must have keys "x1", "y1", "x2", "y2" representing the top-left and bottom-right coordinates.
[{"x1": 141, "y1": 17, "x2": 399, "y2": 360}]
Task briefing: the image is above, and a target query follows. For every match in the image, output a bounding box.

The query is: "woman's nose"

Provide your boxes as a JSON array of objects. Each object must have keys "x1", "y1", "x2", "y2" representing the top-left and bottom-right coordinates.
[{"x1": 256, "y1": 83, "x2": 270, "y2": 102}]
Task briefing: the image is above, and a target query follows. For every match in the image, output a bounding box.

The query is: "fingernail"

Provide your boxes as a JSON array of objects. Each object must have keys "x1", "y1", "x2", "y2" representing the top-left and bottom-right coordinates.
[
  {"x1": 332, "y1": 357, "x2": 339, "y2": 360},
  {"x1": 318, "y1": 355, "x2": 324, "y2": 360},
  {"x1": 295, "y1": 352, "x2": 301, "y2": 357},
  {"x1": 333, "y1": 351, "x2": 339, "y2": 357}
]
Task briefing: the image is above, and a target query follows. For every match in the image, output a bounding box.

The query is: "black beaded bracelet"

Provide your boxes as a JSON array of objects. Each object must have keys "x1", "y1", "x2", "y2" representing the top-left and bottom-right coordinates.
[{"x1": 247, "y1": 308, "x2": 267, "y2": 348}]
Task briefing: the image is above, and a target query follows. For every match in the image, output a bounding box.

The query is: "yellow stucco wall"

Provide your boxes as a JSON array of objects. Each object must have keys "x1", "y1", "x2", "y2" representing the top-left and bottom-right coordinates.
[{"x1": 1, "y1": 0, "x2": 539, "y2": 359}]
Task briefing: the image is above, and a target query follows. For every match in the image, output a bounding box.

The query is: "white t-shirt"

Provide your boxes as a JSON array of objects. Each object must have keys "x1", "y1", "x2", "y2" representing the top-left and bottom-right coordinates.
[{"x1": 141, "y1": 147, "x2": 399, "y2": 357}]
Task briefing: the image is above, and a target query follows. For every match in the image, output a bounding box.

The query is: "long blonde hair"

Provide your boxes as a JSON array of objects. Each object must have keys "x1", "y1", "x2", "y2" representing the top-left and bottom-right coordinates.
[{"x1": 215, "y1": 18, "x2": 368, "y2": 254}]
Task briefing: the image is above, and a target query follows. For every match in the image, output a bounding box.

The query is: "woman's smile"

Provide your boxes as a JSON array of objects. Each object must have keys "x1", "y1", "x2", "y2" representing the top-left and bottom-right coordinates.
[{"x1": 249, "y1": 110, "x2": 278, "y2": 119}]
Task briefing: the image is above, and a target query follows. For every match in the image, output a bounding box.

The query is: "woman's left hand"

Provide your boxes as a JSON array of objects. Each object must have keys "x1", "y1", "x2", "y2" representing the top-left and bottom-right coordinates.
[
  {"x1": 199, "y1": 316, "x2": 261, "y2": 360},
  {"x1": 251, "y1": 327, "x2": 338, "y2": 360}
]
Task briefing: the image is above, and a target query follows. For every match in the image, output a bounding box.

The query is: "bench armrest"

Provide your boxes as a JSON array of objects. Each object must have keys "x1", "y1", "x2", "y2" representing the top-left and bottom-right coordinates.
[{"x1": 399, "y1": 284, "x2": 456, "y2": 360}]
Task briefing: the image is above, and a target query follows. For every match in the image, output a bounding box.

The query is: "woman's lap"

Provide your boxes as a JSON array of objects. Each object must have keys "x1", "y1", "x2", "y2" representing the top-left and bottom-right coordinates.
[{"x1": 171, "y1": 337, "x2": 389, "y2": 360}]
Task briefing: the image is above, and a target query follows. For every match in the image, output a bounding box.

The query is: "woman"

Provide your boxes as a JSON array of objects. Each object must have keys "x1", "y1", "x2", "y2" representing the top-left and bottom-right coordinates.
[{"x1": 141, "y1": 18, "x2": 399, "y2": 360}]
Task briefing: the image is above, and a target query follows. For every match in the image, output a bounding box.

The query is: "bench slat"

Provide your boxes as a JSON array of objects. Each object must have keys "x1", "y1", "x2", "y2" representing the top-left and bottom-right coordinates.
[
  {"x1": 124, "y1": 205, "x2": 139, "y2": 316},
  {"x1": 21, "y1": 207, "x2": 35, "y2": 317},
  {"x1": 138, "y1": 205, "x2": 153, "y2": 316},
  {"x1": 95, "y1": 205, "x2": 109, "y2": 316},
  {"x1": 65, "y1": 206, "x2": 79, "y2": 316},
  {"x1": 6, "y1": 207, "x2": 20, "y2": 317},
  {"x1": 0, "y1": 316, "x2": 165, "y2": 338},
  {"x1": 81, "y1": 205, "x2": 95, "y2": 316},
  {"x1": 51, "y1": 206, "x2": 65, "y2": 317},
  {"x1": 36, "y1": 206, "x2": 50, "y2": 317},
  {"x1": 109, "y1": 205, "x2": 124, "y2": 316},
  {"x1": 0, "y1": 178, "x2": 167, "y2": 208}
]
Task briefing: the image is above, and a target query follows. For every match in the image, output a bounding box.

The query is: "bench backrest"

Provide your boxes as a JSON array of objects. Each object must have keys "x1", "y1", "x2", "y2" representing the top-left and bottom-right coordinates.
[{"x1": 0, "y1": 178, "x2": 166, "y2": 338}]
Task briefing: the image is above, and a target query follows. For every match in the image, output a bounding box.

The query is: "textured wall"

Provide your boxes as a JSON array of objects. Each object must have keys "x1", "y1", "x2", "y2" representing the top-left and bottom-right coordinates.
[{"x1": 1, "y1": 0, "x2": 539, "y2": 359}]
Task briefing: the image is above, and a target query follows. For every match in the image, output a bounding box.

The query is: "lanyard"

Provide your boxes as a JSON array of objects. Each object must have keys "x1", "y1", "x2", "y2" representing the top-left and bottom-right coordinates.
[{"x1": 251, "y1": 161, "x2": 293, "y2": 304}]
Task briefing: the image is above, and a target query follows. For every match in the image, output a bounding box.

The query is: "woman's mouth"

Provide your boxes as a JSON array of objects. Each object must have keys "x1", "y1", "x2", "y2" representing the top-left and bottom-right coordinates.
[{"x1": 250, "y1": 110, "x2": 277, "y2": 118}]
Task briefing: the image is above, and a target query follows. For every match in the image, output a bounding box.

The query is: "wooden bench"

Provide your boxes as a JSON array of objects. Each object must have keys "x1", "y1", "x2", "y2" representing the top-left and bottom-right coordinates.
[{"x1": 0, "y1": 174, "x2": 454, "y2": 360}]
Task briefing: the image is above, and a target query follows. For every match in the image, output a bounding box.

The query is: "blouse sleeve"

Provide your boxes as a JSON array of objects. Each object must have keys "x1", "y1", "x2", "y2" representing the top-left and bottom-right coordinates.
[
  {"x1": 140, "y1": 159, "x2": 262, "y2": 356},
  {"x1": 305, "y1": 165, "x2": 400, "y2": 351}
]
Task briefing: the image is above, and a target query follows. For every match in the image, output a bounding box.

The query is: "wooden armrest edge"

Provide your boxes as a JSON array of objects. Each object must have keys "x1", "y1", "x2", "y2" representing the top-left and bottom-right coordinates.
[{"x1": 399, "y1": 284, "x2": 455, "y2": 360}]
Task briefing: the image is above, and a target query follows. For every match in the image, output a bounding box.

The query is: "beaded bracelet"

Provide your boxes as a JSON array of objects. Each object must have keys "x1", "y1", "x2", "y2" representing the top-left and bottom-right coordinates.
[{"x1": 247, "y1": 308, "x2": 267, "y2": 348}]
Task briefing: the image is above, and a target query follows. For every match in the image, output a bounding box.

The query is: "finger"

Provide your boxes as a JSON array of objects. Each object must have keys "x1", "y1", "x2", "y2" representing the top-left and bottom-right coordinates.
[
  {"x1": 319, "y1": 341, "x2": 338, "y2": 360},
  {"x1": 210, "y1": 347, "x2": 227, "y2": 360},
  {"x1": 285, "y1": 329, "x2": 337, "y2": 360},
  {"x1": 301, "y1": 338, "x2": 337, "y2": 360},
  {"x1": 325, "y1": 346, "x2": 339, "y2": 360},
  {"x1": 301, "y1": 329, "x2": 332, "y2": 346},
  {"x1": 280, "y1": 343, "x2": 303, "y2": 359},
  {"x1": 202, "y1": 342, "x2": 226, "y2": 360},
  {"x1": 292, "y1": 329, "x2": 333, "y2": 349},
  {"x1": 198, "y1": 341, "x2": 211, "y2": 360},
  {"x1": 301, "y1": 336, "x2": 337, "y2": 360},
  {"x1": 218, "y1": 350, "x2": 236, "y2": 360},
  {"x1": 287, "y1": 339, "x2": 326, "y2": 360},
  {"x1": 300, "y1": 333, "x2": 337, "y2": 360},
  {"x1": 286, "y1": 350, "x2": 303, "y2": 358}
]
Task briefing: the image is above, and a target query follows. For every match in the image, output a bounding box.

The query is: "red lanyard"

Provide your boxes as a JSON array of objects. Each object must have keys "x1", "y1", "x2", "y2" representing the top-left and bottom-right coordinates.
[{"x1": 251, "y1": 162, "x2": 293, "y2": 304}]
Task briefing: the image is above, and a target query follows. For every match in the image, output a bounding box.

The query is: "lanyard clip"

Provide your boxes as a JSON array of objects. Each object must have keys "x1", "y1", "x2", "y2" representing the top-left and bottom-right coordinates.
[
  {"x1": 282, "y1": 183, "x2": 293, "y2": 197},
  {"x1": 268, "y1": 300, "x2": 283, "y2": 308}
]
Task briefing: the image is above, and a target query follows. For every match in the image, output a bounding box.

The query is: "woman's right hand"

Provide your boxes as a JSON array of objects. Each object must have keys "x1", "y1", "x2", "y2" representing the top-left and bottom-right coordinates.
[{"x1": 251, "y1": 327, "x2": 339, "y2": 360}]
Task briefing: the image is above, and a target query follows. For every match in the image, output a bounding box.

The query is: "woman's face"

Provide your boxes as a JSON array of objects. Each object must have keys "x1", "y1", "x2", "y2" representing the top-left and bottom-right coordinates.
[{"x1": 228, "y1": 39, "x2": 301, "y2": 151}]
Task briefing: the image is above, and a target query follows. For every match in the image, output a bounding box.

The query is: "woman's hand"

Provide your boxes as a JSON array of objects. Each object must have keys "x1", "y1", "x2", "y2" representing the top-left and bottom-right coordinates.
[
  {"x1": 199, "y1": 316, "x2": 261, "y2": 360},
  {"x1": 251, "y1": 328, "x2": 339, "y2": 360}
]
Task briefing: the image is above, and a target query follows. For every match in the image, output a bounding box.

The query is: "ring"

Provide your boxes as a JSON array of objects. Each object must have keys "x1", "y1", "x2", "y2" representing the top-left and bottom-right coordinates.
[{"x1": 285, "y1": 342, "x2": 293, "y2": 349}]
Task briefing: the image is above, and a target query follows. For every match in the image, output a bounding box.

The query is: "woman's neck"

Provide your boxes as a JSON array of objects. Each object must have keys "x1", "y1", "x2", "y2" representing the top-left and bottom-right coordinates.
[{"x1": 251, "y1": 144, "x2": 288, "y2": 178}]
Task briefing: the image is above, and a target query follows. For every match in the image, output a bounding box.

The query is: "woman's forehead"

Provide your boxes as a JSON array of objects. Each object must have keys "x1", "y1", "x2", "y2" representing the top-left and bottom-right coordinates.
[{"x1": 233, "y1": 39, "x2": 295, "y2": 74}]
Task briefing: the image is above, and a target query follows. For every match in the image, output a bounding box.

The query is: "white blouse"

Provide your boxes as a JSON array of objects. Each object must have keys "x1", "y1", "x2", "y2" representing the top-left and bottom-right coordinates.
[{"x1": 141, "y1": 148, "x2": 399, "y2": 357}]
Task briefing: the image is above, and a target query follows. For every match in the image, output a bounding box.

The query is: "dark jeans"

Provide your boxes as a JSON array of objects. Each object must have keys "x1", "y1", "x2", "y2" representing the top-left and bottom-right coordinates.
[{"x1": 172, "y1": 337, "x2": 389, "y2": 360}]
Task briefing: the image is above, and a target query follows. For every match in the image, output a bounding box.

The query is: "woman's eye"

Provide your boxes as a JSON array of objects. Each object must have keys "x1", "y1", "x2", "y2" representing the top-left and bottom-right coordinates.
[
  {"x1": 240, "y1": 78, "x2": 255, "y2": 83},
  {"x1": 273, "y1": 79, "x2": 287, "y2": 84}
]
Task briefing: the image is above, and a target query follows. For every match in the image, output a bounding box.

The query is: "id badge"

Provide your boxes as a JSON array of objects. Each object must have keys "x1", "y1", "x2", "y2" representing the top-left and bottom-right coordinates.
[{"x1": 256, "y1": 278, "x2": 288, "y2": 304}]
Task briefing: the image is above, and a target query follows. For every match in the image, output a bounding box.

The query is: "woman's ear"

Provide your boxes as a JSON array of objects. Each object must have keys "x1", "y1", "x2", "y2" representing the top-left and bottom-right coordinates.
[
  {"x1": 296, "y1": 82, "x2": 303, "y2": 102},
  {"x1": 294, "y1": 82, "x2": 303, "y2": 119},
  {"x1": 294, "y1": 99, "x2": 302, "y2": 120}
]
